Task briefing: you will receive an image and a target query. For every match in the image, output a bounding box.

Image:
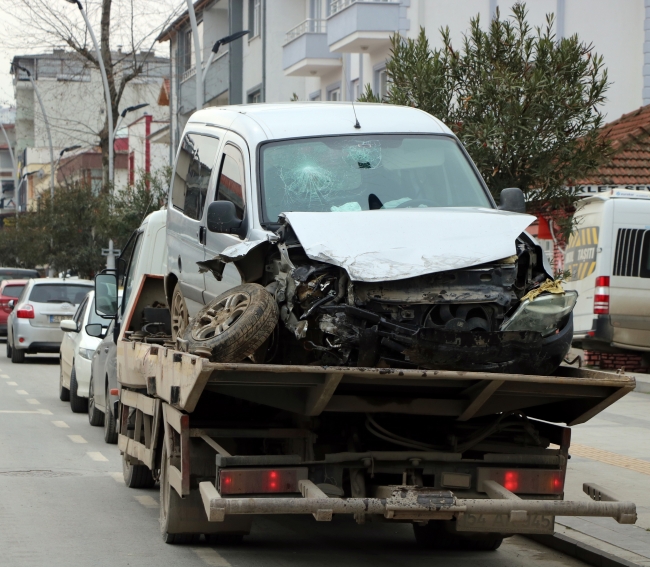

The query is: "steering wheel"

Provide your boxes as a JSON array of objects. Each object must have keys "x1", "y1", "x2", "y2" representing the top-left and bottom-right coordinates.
[{"x1": 395, "y1": 198, "x2": 438, "y2": 208}]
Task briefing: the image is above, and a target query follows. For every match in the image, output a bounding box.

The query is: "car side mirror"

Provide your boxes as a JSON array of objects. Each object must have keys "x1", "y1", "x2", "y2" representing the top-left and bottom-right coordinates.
[
  {"x1": 207, "y1": 201, "x2": 244, "y2": 235},
  {"x1": 60, "y1": 319, "x2": 79, "y2": 333},
  {"x1": 85, "y1": 323, "x2": 106, "y2": 338},
  {"x1": 498, "y1": 188, "x2": 526, "y2": 214},
  {"x1": 8, "y1": 299, "x2": 15, "y2": 310},
  {"x1": 95, "y1": 272, "x2": 118, "y2": 318}
]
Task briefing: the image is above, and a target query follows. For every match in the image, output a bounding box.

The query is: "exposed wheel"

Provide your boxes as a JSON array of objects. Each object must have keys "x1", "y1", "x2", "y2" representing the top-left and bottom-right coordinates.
[
  {"x1": 88, "y1": 375, "x2": 104, "y2": 426},
  {"x1": 413, "y1": 521, "x2": 503, "y2": 551},
  {"x1": 59, "y1": 363, "x2": 70, "y2": 401},
  {"x1": 171, "y1": 283, "x2": 188, "y2": 341},
  {"x1": 11, "y1": 341, "x2": 25, "y2": 364},
  {"x1": 6, "y1": 338, "x2": 11, "y2": 358},
  {"x1": 160, "y1": 442, "x2": 194, "y2": 544},
  {"x1": 183, "y1": 283, "x2": 278, "y2": 362},
  {"x1": 103, "y1": 383, "x2": 118, "y2": 444},
  {"x1": 69, "y1": 366, "x2": 88, "y2": 413},
  {"x1": 123, "y1": 453, "x2": 155, "y2": 488}
]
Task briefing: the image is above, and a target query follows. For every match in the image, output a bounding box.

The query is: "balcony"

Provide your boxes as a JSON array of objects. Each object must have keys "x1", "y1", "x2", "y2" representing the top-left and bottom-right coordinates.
[
  {"x1": 283, "y1": 19, "x2": 341, "y2": 77},
  {"x1": 327, "y1": 0, "x2": 401, "y2": 53},
  {"x1": 179, "y1": 51, "x2": 229, "y2": 113}
]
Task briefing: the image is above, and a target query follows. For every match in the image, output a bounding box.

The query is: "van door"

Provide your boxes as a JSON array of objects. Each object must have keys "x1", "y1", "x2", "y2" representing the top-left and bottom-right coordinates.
[
  {"x1": 203, "y1": 135, "x2": 247, "y2": 304},
  {"x1": 609, "y1": 198, "x2": 650, "y2": 349},
  {"x1": 167, "y1": 132, "x2": 221, "y2": 314}
]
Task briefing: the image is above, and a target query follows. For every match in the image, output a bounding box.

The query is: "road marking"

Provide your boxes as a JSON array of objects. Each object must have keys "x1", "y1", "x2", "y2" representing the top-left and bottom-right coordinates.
[
  {"x1": 51, "y1": 421, "x2": 69, "y2": 428},
  {"x1": 37, "y1": 409, "x2": 52, "y2": 415},
  {"x1": 87, "y1": 452, "x2": 108, "y2": 462},
  {"x1": 1, "y1": 374, "x2": 9, "y2": 378},
  {"x1": 108, "y1": 472, "x2": 124, "y2": 483},
  {"x1": 67, "y1": 435, "x2": 87, "y2": 444},
  {"x1": 0, "y1": 410, "x2": 43, "y2": 414},
  {"x1": 26, "y1": 399, "x2": 40, "y2": 405},
  {"x1": 134, "y1": 495, "x2": 158, "y2": 509},
  {"x1": 571, "y1": 443, "x2": 650, "y2": 476},
  {"x1": 6, "y1": 382, "x2": 16, "y2": 386},
  {"x1": 16, "y1": 390, "x2": 28, "y2": 395},
  {"x1": 191, "y1": 548, "x2": 231, "y2": 567}
]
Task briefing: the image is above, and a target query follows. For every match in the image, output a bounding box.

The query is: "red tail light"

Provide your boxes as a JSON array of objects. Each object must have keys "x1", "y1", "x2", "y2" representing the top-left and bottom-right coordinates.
[
  {"x1": 478, "y1": 468, "x2": 564, "y2": 495},
  {"x1": 16, "y1": 304, "x2": 35, "y2": 319},
  {"x1": 594, "y1": 276, "x2": 610, "y2": 314},
  {"x1": 218, "y1": 467, "x2": 308, "y2": 495}
]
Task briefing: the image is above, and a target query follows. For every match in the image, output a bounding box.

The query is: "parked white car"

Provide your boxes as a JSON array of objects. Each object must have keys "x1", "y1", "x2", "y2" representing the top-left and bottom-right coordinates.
[{"x1": 59, "y1": 290, "x2": 119, "y2": 412}]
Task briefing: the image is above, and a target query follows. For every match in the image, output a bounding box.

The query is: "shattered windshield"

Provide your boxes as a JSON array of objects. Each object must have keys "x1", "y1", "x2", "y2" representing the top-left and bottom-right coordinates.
[{"x1": 260, "y1": 134, "x2": 491, "y2": 222}]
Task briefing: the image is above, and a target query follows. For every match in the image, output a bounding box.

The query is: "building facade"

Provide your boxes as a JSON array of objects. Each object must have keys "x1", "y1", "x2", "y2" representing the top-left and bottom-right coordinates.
[{"x1": 0, "y1": 108, "x2": 16, "y2": 216}]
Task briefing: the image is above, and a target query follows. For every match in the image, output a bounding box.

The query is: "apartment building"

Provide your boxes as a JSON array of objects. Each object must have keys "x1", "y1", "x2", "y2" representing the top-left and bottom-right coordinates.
[{"x1": 0, "y1": 107, "x2": 16, "y2": 215}]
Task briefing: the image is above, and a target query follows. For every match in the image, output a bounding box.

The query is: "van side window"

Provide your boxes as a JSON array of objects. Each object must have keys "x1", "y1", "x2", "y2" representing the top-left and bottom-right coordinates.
[
  {"x1": 215, "y1": 145, "x2": 246, "y2": 220},
  {"x1": 172, "y1": 133, "x2": 220, "y2": 221},
  {"x1": 614, "y1": 228, "x2": 650, "y2": 278}
]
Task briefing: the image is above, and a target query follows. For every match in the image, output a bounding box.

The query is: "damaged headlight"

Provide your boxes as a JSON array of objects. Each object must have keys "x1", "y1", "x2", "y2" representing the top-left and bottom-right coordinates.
[{"x1": 500, "y1": 291, "x2": 578, "y2": 337}]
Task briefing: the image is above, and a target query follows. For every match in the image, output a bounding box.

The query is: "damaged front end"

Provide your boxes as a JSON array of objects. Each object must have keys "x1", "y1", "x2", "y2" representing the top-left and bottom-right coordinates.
[{"x1": 200, "y1": 217, "x2": 576, "y2": 375}]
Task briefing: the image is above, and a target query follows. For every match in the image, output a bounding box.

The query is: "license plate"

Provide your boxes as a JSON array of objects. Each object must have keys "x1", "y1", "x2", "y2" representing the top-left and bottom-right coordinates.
[
  {"x1": 456, "y1": 512, "x2": 554, "y2": 534},
  {"x1": 50, "y1": 315, "x2": 64, "y2": 323}
]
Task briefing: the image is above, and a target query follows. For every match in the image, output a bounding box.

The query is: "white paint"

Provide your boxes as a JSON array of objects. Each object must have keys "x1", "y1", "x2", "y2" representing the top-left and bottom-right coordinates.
[
  {"x1": 284, "y1": 208, "x2": 534, "y2": 282},
  {"x1": 67, "y1": 435, "x2": 87, "y2": 444},
  {"x1": 134, "y1": 495, "x2": 158, "y2": 509},
  {"x1": 51, "y1": 421, "x2": 69, "y2": 428},
  {"x1": 6, "y1": 382, "x2": 17, "y2": 386},
  {"x1": 1, "y1": 374, "x2": 10, "y2": 378},
  {"x1": 0, "y1": 410, "x2": 43, "y2": 414},
  {"x1": 108, "y1": 472, "x2": 124, "y2": 484},
  {"x1": 191, "y1": 548, "x2": 232, "y2": 567},
  {"x1": 37, "y1": 409, "x2": 52, "y2": 415},
  {"x1": 87, "y1": 452, "x2": 109, "y2": 462},
  {"x1": 15, "y1": 390, "x2": 28, "y2": 395},
  {"x1": 26, "y1": 399, "x2": 40, "y2": 405}
]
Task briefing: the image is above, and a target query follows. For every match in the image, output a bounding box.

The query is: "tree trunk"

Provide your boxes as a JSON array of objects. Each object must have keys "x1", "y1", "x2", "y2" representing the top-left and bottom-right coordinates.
[{"x1": 99, "y1": 0, "x2": 117, "y2": 191}]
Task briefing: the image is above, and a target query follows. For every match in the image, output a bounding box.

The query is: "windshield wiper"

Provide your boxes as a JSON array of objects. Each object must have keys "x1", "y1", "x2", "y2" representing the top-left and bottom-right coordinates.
[{"x1": 368, "y1": 193, "x2": 383, "y2": 210}]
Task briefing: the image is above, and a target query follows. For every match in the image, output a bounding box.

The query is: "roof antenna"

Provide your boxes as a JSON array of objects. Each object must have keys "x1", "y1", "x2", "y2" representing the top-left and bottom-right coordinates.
[{"x1": 351, "y1": 99, "x2": 361, "y2": 129}]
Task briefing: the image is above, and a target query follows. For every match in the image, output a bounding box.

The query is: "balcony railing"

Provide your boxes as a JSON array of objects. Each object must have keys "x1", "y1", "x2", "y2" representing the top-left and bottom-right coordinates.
[
  {"x1": 284, "y1": 19, "x2": 327, "y2": 44},
  {"x1": 329, "y1": 0, "x2": 398, "y2": 16}
]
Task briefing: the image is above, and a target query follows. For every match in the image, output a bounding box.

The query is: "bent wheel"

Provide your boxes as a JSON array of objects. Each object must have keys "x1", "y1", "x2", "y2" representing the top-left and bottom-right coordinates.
[{"x1": 171, "y1": 283, "x2": 189, "y2": 341}]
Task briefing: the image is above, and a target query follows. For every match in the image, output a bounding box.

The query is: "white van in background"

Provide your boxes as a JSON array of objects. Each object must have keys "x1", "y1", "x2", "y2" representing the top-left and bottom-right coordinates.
[{"x1": 564, "y1": 189, "x2": 650, "y2": 354}]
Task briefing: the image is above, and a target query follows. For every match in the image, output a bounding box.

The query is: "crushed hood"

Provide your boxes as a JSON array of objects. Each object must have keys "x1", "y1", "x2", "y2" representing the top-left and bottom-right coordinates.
[{"x1": 283, "y1": 208, "x2": 535, "y2": 282}]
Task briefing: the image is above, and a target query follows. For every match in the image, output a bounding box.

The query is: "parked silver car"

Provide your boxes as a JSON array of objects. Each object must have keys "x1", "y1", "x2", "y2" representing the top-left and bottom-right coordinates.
[{"x1": 6, "y1": 278, "x2": 94, "y2": 363}]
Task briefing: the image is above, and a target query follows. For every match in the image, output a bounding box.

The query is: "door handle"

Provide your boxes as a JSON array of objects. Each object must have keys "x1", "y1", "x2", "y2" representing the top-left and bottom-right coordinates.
[
  {"x1": 198, "y1": 226, "x2": 206, "y2": 245},
  {"x1": 104, "y1": 347, "x2": 109, "y2": 353}
]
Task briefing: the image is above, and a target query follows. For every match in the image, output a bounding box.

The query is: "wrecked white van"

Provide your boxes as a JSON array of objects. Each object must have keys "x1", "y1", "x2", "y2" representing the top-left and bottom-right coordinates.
[{"x1": 166, "y1": 103, "x2": 576, "y2": 375}]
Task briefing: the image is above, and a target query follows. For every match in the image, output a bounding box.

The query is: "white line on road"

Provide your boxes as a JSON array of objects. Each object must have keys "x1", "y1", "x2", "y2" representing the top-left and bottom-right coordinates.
[
  {"x1": 191, "y1": 548, "x2": 231, "y2": 567},
  {"x1": 134, "y1": 495, "x2": 158, "y2": 509},
  {"x1": 1, "y1": 374, "x2": 9, "y2": 378},
  {"x1": 37, "y1": 409, "x2": 52, "y2": 415},
  {"x1": 6, "y1": 382, "x2": 16, "y2": 386},
  {"x1": 26, "y1": 399, "x2": 40, "y2": 405},
  {"x1": 108, "y1": 472, "x2": 124, "y2": 483},
  {"x1": 16, "y1": 390, "x2": 28, "y2": 395},
  {"x1": 0, "y1": 410, "x2": 43, "y2": 414},
  {"x1": 51, "y1": 421, "x2": 69, "y2": 428},
  {"x1": 67, "y1": 435, "x2": 87, "y2": 444},
  {"x1": 87, "y1": 452, "x2": 108, "y2": 462}
]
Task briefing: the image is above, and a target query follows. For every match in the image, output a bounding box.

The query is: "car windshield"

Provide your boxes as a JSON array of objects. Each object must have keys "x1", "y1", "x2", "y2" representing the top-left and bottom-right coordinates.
[
  {"x1": 260, "y1": 134, "x2": 491, "y2": 222},
  {"x1": 29, "y1": 284, "x2": 92, "y2": 305},
  {"x1": 3, "y1": 285, "x2": 25, "y2": 298}
]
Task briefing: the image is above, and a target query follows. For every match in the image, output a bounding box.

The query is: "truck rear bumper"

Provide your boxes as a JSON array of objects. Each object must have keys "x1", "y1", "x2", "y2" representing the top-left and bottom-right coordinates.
[{"x1": 198, "y1": 480, "x2": 636, "y2": 535}]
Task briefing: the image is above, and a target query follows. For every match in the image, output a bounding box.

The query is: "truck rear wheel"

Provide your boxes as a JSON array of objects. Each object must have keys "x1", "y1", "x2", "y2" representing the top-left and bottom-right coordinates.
[
  {"x1": 183, "y1": 283, "x2": 278, "y2": 362},
  {"x1": 123, "y1": 454, "x2": 156, "y2": 488},
  {"x1": 412, "y1": 521, "x2": 503, "y2": 551}
]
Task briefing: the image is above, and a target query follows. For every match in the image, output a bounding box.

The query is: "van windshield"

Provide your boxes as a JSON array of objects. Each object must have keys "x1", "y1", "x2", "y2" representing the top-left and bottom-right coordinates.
[{"x1": 259, "y1": 134, "x2": 491, "y2": 223}]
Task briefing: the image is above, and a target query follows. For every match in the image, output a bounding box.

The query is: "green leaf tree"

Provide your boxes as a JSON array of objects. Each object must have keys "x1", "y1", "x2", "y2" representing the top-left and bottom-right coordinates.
[{"x1": 359, "y1": 3, "x2": 611, "y2": 235}]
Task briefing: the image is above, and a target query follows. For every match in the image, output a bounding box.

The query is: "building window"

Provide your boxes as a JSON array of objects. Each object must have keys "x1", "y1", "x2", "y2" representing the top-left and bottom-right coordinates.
[
  {"x1": 182, "y1": 30, "x2": 192, "y2": 72},
  {"x1": 249, "y1": 0, "x2": 262, "y2": 39},
  {"x1": 248, "y1": 89, "x2": 262, "y2": 103},
  {"x1": 327, "y1": 87, "x2": 341, "y2": 101},
  {"x1": 376, "y1": 67, "x2": 389, "y2": 99},
  {"x1": 90, "y1": 169, "x2": 103, "y2": 195}
]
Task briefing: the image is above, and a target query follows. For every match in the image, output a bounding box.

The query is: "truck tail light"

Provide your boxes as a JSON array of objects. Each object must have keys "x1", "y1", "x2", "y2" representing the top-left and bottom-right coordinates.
[
  {"x1": 478, "y1": 468, "x2": 564, "y2": 495},
  {"x1": 594, "y1": 276, "x2": 610, "y2": 315},
  {"x1": 16, "y1": 304, "x2": 35, "y2": 319},
  {"x1": 218, "y1": 467, "x2": 308, "y2": 495}
]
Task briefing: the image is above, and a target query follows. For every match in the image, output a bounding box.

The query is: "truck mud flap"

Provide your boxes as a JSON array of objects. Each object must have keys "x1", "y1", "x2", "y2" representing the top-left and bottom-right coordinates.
[{"x1": 197, "y1": 480, "x2": 636, "y2": 535}]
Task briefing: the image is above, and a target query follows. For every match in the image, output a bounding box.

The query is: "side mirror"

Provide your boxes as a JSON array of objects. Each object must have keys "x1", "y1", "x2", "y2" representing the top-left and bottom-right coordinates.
[
  {"x1": 498, "y1": 187, "x2": 526, "y2": 214},
  {"x1": 95, "y1": 273, "x2": 119, "y2": 318},
  {"x1": 207, "y1": 201, "x2": 243, "y2": 235},
  {"x1": 60, "y1": 319, "x2": 79, "y2": 333},
  {"x1": 8, "y1": 299, "x2": 15, "y2": 310},
  {"x1": 85, "y1": 323, "x2": 106, "y2": 338}
]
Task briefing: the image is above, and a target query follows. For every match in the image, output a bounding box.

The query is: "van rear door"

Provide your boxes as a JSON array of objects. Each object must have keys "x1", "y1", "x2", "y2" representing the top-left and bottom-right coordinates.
[{"x1": 609, "y1": 197, "x2": 650, "y2": 349}]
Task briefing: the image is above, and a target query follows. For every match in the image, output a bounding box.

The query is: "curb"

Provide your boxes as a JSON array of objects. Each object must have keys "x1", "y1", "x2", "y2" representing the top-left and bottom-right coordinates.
[{"x1": 526, "y1": 533, "x2": 641, "y2": 567}]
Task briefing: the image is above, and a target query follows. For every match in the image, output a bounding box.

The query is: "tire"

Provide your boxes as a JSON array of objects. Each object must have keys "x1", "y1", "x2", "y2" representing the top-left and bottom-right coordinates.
[
  {"x1": 123, "y1": 453, "x2": 156, "y2": 488},
  {"x1": 103, "y1": 384, "x2": 118, "y2": 444},
  {"x1": 88, "y1": 375, "x2": 104, "y2": 426},
  {"x1": 413, "y1": 521, "x2": 503, "y2": 551},
  {"x1": 160, "y1": 442, "x2": 195, "y2": 544},
  {"x1": 11, "y1": 341, "x2": 25, "y2": 364},
  {"x1": 183, "y1": 284, "x2": 278, "y2": 362},
  {"x1": 59, "y1": 363, "x2": 70, "y2": 402},
  {"x1": 69, "y1": 366, "x2": 88, "y2": 413},
  {"x1": 171, "y1": 283, "x2": 189, "y2": 341},
  {"x1": 6, "y1": 338, "x2": 11, "y2": 358}
]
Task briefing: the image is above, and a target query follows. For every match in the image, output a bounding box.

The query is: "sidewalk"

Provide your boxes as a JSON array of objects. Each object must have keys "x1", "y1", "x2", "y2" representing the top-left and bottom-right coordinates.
[{"x1": 559, "y1": 382, "x2": 650, "y2": 566}]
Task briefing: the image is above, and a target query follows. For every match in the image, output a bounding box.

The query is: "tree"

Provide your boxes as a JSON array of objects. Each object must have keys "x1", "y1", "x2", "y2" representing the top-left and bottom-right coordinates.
[
  {"x1": 4, "y1": 0, "x2": 180, "y2": 187},
  {"x1": 359, "y1": 3, "x2": 611, "y2": 236}
]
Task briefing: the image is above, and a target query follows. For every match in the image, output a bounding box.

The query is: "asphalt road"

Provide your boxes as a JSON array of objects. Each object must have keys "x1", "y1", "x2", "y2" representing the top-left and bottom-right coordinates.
[{"x1": 0, "y1": 352, "x2": 589, "y2": 567}]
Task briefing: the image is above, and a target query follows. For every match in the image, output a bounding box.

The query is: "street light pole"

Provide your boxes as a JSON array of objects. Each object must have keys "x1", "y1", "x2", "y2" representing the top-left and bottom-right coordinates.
[
  {"x1": 201, "y1": 31, "x2": 249, "y2": 85},
  {"x1": 113, "y1": 103, "x2": 149, "y2": 139},
  {"x1": 64, "y1": 0, "x2": 114, "y2": 186},
  {"x1": 54, "y1": 144, "x2": 81, "y2": 186},
  {"x1": 15, "y1": 65, "x2": 55, "y2": 202},
  {"x1": 15, "y1": 170, "x2": 37, "y2": 218},
  {"x1": 185, "y1": 0, "x2": 203, "y2": 112}
]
